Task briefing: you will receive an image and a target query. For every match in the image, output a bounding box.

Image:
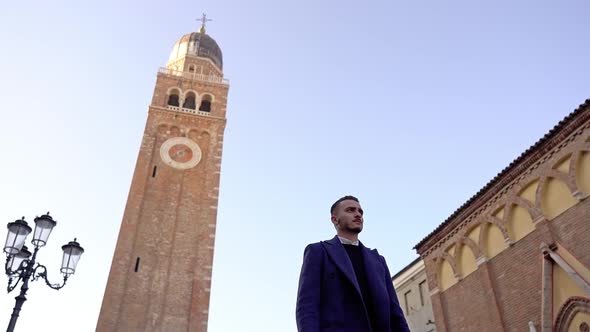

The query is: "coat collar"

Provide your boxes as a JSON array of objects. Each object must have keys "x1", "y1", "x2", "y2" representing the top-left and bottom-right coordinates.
[{"x1": 322, "y1": 236, "x2": 382, "y2": 292}]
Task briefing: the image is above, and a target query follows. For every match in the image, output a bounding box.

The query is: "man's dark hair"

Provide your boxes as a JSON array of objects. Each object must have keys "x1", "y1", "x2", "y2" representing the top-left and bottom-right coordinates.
[{"x1": 330, "y1": 195, "x2": 359, "y2": 215}]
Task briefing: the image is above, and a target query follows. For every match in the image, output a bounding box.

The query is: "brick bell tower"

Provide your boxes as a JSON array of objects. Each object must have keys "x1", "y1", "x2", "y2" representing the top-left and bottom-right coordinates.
[{"x1": 97, "y1": 18, "x2": 229, "y2": 332}]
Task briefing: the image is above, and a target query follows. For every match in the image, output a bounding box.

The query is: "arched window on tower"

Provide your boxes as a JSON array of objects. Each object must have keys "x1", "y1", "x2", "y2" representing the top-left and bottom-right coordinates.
[
  {"x1": 188, "y1": 64, "x2": 195, "y2": 73},
  {"x1": 167, "y1": 89, "x2": 180, "y2": 107},
  {"x1": 199, "y1": 94, "x2": 212, "y2": 112},
  {"x1": 183, "y1": 92, "x2": 196, "y2": 109}
]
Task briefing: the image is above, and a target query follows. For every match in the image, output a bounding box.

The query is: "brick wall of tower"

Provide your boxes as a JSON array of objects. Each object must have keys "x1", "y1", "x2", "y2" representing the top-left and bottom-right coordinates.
[{"x1": 97, "y1": 58, "x2": 229, "y2": 332}]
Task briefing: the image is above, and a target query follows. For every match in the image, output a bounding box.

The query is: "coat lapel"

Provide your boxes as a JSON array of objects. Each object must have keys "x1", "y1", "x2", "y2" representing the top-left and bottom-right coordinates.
[
  {"x1": 360, "y1": 243, "x2": 383, "y2": 298},
  {"x1": 322, "y1": 236, "x2": 362, "y2": 297}
]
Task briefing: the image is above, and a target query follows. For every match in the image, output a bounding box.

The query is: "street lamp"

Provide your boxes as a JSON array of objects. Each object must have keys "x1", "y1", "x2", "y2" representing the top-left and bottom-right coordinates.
[{"x1": 3, "y1": 213, "x2": 84, "y2": 332}]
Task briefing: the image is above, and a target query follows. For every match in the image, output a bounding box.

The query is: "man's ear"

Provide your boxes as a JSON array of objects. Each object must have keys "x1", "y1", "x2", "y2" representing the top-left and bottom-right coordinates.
[{"x1": 331, "y1": 215, "x2": 338, "y2": 225}]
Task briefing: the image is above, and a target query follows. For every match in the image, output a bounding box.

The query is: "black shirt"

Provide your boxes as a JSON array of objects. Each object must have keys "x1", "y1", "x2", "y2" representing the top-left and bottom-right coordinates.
[{"x1": 343, "y1": 244, "x2": 377, "y2": 332}]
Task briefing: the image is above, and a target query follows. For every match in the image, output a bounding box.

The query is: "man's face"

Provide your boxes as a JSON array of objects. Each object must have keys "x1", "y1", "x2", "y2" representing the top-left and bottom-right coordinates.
[{"x1": 331, "y1": 200, "x2": 364, "y2": 234}]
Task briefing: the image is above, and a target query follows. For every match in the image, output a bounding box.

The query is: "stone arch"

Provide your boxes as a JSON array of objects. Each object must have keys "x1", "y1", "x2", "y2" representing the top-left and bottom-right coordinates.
[
  {"x1": 547, "y1": 169, "x2": 579, "y2": 195},
  {"x1": 536, "y1": 172, "x2": 578, "y2": 207},
  {"x1": 182, "y1": 89, "x2": 199, "y2": 99},
  {"x1": 479, "y1": 216, "x2": 511, "y2": 259},
  {"x1": 166, "y1": 88, "x2": 181, "y2": 107},
  {"x1": 166, "y1": 86, "x2": 182, "y2": 95},
  {"x1": 570, "y1": 151, "x2": 582, "y2": 184},
  {"x1": 573, "y1": 148, "x2": 590, "y2": 196},
  {"x1": 479, "y1": 215, "x2": 511, "y2": 244},
  {"x1": 455, "y1": 237, "x2": 479, "y2": 277},
  {"x1": 199, "y1": 93, "x2": 214, "y2": 112},
  {"x1": 464, "y1": 223, "x2": 482, "y2": 244},
  {"x1": 554, "y1": 296, "x2": 590, "y2": 332},
  {"x1": 515, "y1": 178, "x2": 540, "y2": 205},
  {"x1": 436, "y1": 253, "x2": 460, "y2": 291},
  {"x1": 182, "y1": 91, "x2": 197, "y2": 110},
  {"x1": 570, "y1": 152, "x2": 581, "y2": 177},
  {"x1": 504, "y1": 197, "x2": 537, "y2": 242},
  {"x1": 538, "y1": 175, "x2": 579, "y2": 219},
  {"x1": 457, "y1": 235, "x2": 483, "y2": 259},
  {"x1": 553, "y1": 153, "x2": 573, "y2": 174},
  {"x1": 199, "y1": 92, "x2": 215, "y2": 103},
  {"x1": 510, "y1": 196, "x2": 542, "y2": 221},
  {"x1": 491, "y1": 204, "x2": 506, "y2": 220}
]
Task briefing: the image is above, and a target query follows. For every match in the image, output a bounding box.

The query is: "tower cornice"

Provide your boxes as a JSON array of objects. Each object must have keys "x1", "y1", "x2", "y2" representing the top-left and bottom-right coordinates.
[
  {"x1": 149, "y1": 105, "x2": 227, "y2": 122},
  {"x1": 158, "y1": 67, "x2": 229, "y2": 86}
]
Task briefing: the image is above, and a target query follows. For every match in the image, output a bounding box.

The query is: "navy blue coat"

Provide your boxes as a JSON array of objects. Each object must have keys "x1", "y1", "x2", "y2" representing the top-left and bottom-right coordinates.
[{"x1": 296, "y1": 236, "x2": 410, "y2": 332}]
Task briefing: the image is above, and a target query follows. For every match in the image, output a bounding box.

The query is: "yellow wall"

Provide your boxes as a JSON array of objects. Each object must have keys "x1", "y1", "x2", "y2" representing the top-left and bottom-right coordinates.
[
  {"x1": 466, "y1": 225, "x2": 480, "y2": 245},
  {"x1": 553, "y1": 264, "x2": 587, "y2": 320},
  {"x1": 576, "y1": 151, "x2": 590, "y2": 194},
  {"x1": 493, "y1": 207, "x2": 504, "y2": 220},
  {"x1": 569, "y1": 312, "x2": 590, "y2": 332},
  {"x1": 557, "y1": 245, "x2": 590, "y2": 285},
  {"x1": 484, "y1": 224, "x2": 508, "y2": 259},
  {"x1": 554, "y1": 154, "x2": 572, "y2": 173},
  {"x1": 518, "y1": 179, "x2": 538, "y2": 204},
  {"x1": 541, "y1": 178, "x2": 578, "y2": 219},
  {"x1": 435, "y1": 136, "x2": 590, "y2": 297},
  {"x1": 446, "y1": 244, "x2": 455, "y2": 256},
  {"x1": 507, "y1": 204, "x2": 535, "y2": 241},
  {"x1": 457, "y1": 244, "x2": 477, "y2": 277},
  {"x1": 439, "y1": 259, "x2": 457, "y2": 291}
]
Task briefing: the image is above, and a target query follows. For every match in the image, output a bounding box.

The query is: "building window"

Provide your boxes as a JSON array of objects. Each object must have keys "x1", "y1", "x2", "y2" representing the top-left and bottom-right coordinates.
[
  {"x1": 199, "y1": 94, "x2": 212, "y2": 112},
  {"x1": 188, "y1": 64, "x2": 195, "y2": 73},
  {"x1": 183, "y1": 92, "x2": 196, "y2": 109},
  {"x1": 404, "y1": 290, "x2": 412, "y2": 314},
  {"x1": 167, "y1": 89, "x2": 180, "y2": 107},
  {"x1": 419, "y1": 280, "x2": 427, "y2": 306}
]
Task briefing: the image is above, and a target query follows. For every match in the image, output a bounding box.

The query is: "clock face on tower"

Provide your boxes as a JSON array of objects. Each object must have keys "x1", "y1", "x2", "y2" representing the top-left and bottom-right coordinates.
[{"x1": 159, "y1": 137, "x2": 202, "y2": 170}]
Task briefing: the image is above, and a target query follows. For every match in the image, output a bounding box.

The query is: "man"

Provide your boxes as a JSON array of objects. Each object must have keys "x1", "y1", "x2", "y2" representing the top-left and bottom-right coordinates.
[{"x1": 296, "y1": 195, "x2": 410, "y2": 332}]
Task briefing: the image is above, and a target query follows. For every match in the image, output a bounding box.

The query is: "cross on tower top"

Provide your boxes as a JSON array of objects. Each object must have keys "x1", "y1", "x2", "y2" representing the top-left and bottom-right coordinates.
[{"x1": 197, "y1": 13, "x2": 212, "y2": 33}]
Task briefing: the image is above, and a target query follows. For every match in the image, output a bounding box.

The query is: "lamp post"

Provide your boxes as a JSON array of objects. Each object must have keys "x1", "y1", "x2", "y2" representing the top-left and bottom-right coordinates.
[{"x1": 3, "y1": 213, "x2": 83, "y2": 332}]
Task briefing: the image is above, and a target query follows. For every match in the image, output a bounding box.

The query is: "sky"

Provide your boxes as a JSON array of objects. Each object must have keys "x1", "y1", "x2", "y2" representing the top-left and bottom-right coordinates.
[{"x1": 0, "y1": 0, "x2": 589, "y2": 331}]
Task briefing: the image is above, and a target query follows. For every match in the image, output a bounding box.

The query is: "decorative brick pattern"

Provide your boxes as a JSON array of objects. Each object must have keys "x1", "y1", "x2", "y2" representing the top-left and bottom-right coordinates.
[
  {"x1": 424, "y1": 126, "x2": 590, "y2": 291},
  {"x1": 417, "y1": 103, "x2": 590, "y2": 331}
]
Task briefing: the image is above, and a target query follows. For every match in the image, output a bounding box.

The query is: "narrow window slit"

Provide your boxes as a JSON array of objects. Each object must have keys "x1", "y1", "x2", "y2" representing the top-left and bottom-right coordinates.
[
  {"x1": 134, "y1": 257, "x2": 140, "y2": 272},
  {"x1": 152, "y1": 166, "x2": 157, "y2": 178}
]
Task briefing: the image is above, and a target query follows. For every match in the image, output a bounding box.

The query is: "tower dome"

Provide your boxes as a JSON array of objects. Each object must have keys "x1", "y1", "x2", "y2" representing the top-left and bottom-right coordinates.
[{"x1": 168, "y1": 31, "x2": 223, "y2": 70}]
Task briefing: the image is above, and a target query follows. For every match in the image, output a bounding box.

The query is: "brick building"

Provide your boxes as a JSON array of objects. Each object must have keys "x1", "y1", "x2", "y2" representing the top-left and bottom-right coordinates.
[
  {"x1": 96, "y1": 22, "x2": 229, "y2": 332},
  {"x1": 415, "y1": 100, "x2": 590, "y2": 332}
]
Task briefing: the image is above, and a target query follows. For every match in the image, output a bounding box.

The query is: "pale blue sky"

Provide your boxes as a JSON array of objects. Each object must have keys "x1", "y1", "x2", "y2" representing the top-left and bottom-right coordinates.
[{"x1": 0, "y1": 1, "x2": 588, "y2": 331}]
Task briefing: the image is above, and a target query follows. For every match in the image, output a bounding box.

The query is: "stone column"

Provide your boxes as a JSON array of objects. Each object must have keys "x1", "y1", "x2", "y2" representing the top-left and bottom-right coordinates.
[{"x1": 541, "y1": 255, "x2": 553, "y2": 332}]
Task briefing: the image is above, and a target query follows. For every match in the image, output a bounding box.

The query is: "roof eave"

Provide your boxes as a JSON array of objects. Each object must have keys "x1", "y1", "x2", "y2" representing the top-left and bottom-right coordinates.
[{"x1": 414, "y1": 98, "x2": 590, "y2": 255}]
